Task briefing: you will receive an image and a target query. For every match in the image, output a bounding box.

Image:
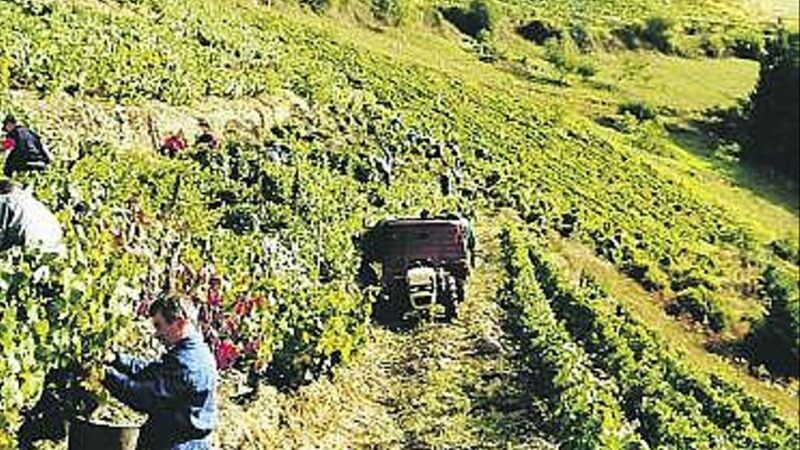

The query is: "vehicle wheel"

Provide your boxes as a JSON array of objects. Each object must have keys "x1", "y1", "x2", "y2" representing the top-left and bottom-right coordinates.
[
  {"x1": 455, "y1": 278, "x2": 466, "y2": 303},
  {"x1": 372, "y1": 284, "x2": 402, "y2": 325},
  {"x1": 443, "y1": 275, "x2": 459, "y2": 320}
]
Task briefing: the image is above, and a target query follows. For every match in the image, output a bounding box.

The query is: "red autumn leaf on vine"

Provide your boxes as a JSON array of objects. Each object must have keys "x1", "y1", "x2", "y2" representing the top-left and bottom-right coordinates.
[
  {"x1": 207, "y1": 291, "x2": 222, "y2": 307},
  {"x1": 234, "y1": 298, "x2": 252, "y2": 317},
  {"x1": 215, "y1": 340, "x2": 239, "y2": 370},
  {"x1": 2, "y1": 138, "x2": 14, "y2": 152},
  {"x1": 223, "y1": 317, "x2": 238, "y2": 334},
  {"x1": 244, "y1": 339, "x2": 260, "y2": 356}
]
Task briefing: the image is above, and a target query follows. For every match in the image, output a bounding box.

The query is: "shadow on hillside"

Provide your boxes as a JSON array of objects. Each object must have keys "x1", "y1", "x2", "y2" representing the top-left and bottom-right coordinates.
[
  {"x1": 439, "y1": 6, "x2": 482, "y2": 39},
  {"x1": 466, "y1": 363, "x2": 547, "y2": 446},
  {"x1": 499, "y1": 61, "x2": 568, "y2": 88},
  {"x1": 666, "y1": 120, "x2": 799, "y2": 213},
  {"x1": 466, "y1": 289, "x2": 553, "y2": 446}
]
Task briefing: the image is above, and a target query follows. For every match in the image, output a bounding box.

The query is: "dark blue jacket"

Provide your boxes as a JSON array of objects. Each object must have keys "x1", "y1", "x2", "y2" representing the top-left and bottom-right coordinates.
[
  {"x1": 4, "y1": 126, "x2": 50, "y2": 177},
  {"x1": 103, "y1": 332, "x2": 218, "y2": 450}
]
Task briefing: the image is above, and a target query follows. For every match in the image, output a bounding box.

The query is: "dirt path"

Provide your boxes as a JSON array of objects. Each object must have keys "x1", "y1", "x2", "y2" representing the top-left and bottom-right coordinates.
[{"x1": 215, "y1": 222, "x2": 554, "y2": 449}]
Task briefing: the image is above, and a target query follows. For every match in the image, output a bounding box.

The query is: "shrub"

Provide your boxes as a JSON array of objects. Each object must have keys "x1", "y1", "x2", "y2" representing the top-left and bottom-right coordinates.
[
  {"x1": 618, "y1": 101, "x2": 658, "y2": 122},
  {"x1": 728, "y1": 28, "x2": 764, "y2": 60},
  {"x1": 469, "y1": 0, "x2": 497, "y2": 32},
  {"x1": 613, "y1": 17, "x2": 680, "y2": 54},
  {"x1": 440, "y1": 0, "x2": 499, "y2": 38},
  {"x1": 742, "y1": 265, "x2": 800, "y2": 376},
  {"x1": 701, "y1": 33, "x2": 726, "y2": 58},
  {"x1": 371, "y1": 0, "x2": 408, "y2": 26},
  {"x1": 673, "y1": 286, "x2": 728, "y2": 332},
  {"x1": 300, "y1": 0, "x2": 332, "y2": 13},
  {"x1": 575, "y1": 58, "x2": 597, "y2": 79},
  {"x1": 613, "y1": 23, "x2": 642, "y2": 50},
  {"x1": 569, "y1": 23, "x2": 595, "y2": 52},
  {"x1": 516, "y1": 20, "x2": 561, "y2": 45},
  {"x1": 642, "y1": 16, "x2": 677, "y2": 53}
]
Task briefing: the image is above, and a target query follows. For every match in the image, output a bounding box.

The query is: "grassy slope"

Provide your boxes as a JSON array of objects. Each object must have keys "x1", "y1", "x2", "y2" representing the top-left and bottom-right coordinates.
[
  {"x1": 762, "y1": 0, "x2": 800, "y2": 20},
  {"x1": 487, "y1": 3, "x2": 799, "y2": 328}
]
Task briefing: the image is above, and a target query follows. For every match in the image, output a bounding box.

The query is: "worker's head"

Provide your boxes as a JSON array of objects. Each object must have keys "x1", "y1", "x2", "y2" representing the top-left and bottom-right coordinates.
[
  {"x1": 198, "y1": 118, "x2": 211, "y2": 131},
  {"x1": 148, "y1": 294, "x2": 198, "y2": 346},
  {"x1": 2, "y1": 116, "x2": 16, "y2": 133}
]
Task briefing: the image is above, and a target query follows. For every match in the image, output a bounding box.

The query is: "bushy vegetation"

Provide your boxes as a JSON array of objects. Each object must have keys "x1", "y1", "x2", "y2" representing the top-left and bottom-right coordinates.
[
  {"x1": 641, "y1": 16, "x2": 677, "y2": 54},
  {"x1": 440, "y1": 0, "x2": 499, "y2": 39},
  {"x1": 670, "y1": 286, "x2": 728, "y2": 332},
  {"x1": 742, "y1": 265, "x2": 800, "y2": 376},
  {"x1": 618, "y1": 101, "x2": 658, "y2": 121},
  {"x1": 301, "y1": 0, "x2": 335, "y2": 14},
  {"x1": 510, "y1": 0, "x2": 764, "y2": 59},
  {"x1": 743, "y1": 28, "x2": 800, "y2": 183}
]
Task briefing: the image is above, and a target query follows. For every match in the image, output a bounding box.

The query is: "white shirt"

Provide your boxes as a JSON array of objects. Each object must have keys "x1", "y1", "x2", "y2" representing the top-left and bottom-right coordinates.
[{"x1": 0, "y1": 188, "x2": 65, "y2": 254}]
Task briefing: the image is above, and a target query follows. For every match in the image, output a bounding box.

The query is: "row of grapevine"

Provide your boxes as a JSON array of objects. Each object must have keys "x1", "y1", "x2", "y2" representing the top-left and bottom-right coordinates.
[
  {"x1": 499, "y1": 0, "x2": 754, "y2": 25},
  {"x1": 495, "y1": 0, "x2": 765, "y2": 59},
  {"x1": 500, "y1": 226, "x2": 646, "y2": 449},
  {"x1": 502, "y1": 225, "x2": 799, "y2": 449}
]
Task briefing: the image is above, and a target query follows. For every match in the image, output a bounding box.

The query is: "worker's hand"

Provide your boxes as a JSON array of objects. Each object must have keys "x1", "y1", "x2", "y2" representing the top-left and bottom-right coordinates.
[
  {"x1": 100, "y1": 365, "x2": 125, "y2": 392},
  {"x1": 101, "y1": 348, "x2": 118, "y2": 366}
]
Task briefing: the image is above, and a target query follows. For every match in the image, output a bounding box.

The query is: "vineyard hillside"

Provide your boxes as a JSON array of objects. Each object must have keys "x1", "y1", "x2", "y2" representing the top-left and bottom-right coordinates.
[{"x1": 0, "y1": 0, "x2": 797, "y2": 448}]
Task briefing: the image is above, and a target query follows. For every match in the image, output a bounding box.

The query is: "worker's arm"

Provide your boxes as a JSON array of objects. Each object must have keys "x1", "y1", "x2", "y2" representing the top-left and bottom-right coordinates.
[
  {"x1": 3, "y1": 153, "x2": 17, "y2": 177},
  {"x1": 110, "y1": 353, "x2": 155, "y2": 377},
  {"x1": 102, "y1": 365, "x2": 185, "y2": 414}
]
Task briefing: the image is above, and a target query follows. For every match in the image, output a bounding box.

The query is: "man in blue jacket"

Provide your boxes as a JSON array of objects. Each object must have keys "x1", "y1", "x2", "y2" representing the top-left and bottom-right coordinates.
[{"x1": 103, "y1": 295, "x2": 218, "y2": 450}]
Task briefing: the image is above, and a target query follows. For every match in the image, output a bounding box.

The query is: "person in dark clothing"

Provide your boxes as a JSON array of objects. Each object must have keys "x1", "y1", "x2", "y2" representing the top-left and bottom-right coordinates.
[
  {"x1": 161, "y1": 130, "x2": 188, "y2": 158},
  {"x1": 3, "y1": 116, "x2": 51, "y2": 177},
  {"x1": 441, "y1": 211, "x2": 476, "y2": 267},
  {"x1": 103, "y1": 295, "x2": 218, "y2": 450},
  {"x1": 194, "y1": 119, "x2": 219, "y2": 149}
]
